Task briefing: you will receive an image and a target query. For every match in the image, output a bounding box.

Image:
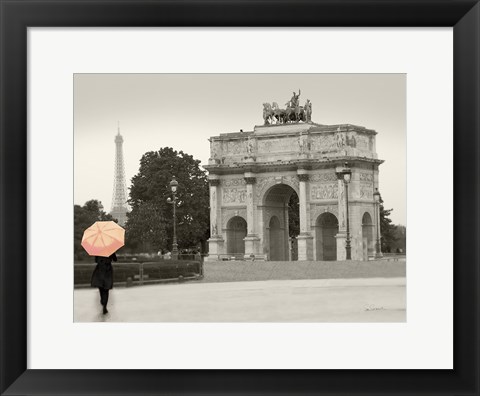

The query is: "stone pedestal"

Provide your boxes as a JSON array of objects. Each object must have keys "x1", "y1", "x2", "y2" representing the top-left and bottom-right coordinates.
[
  {"x1": 244, "y1": 235, "x2": 261, "y2": 259},
  {"x1": 205, "y1": 236, "x2": 224, "y2": 261},
  {"x1": 335, "y1": 233, "x2": 347, "y2": 261},
  {"x1": 297, "y1": 233, "x2": 314, "y2": 261}
]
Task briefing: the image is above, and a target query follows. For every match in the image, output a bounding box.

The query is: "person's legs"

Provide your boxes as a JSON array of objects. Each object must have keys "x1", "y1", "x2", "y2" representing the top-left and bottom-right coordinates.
[{"x1": 98, "y1": 288, "x2": 109, "y2": 314}]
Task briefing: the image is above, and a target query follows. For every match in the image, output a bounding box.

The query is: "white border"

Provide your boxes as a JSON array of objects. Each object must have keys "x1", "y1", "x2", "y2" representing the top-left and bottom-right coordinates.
[{"x1": 28, "y1": 28, "x2": 453, "y2": 369}]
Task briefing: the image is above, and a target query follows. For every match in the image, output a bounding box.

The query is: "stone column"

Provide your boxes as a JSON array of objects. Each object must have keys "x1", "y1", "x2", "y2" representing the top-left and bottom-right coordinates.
[
  {"x1": 298, "y1": 173, "x2": 309, "y2": 234},
  {"x1": 296, "y1": 171, "x2": 313, "y2": 261},
  {"x1": 206, "y1": 177, "x2": 224, "y2": 261},
  {"x1": 243, "y1": 173, "x2": 260, "y2": 259},
  {"x1": 209, "y1": 179, "x2": 220, "y2": 235},
  {"x1": 337, "y1": 178, "x2": 346, "y2": 232},
  {"x1": 244, "y1": 175, "x2": 256, "y2": 235},
  {"x1": 335, "y1": 167, "x2": 347, "y2": 261}
]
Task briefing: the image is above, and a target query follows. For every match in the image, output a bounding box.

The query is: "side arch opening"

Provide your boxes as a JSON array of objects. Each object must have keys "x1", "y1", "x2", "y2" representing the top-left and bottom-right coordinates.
[
  {"x1": 315, "y1": 212, "x2": 339, "y2": 261},
  {"x1": 226, "y1": 216, "x2": 247, "y2": 257}
]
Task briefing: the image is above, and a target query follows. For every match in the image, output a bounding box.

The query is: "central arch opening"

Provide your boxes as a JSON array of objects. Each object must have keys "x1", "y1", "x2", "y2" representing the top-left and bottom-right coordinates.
[{"x1": 264, "y1": 184, "x2": 299, "y2": 261}]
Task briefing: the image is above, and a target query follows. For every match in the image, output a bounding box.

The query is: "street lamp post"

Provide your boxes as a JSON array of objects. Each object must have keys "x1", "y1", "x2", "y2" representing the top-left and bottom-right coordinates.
[
  {"x1": 337, "y1": 163, "x2": 352, "y2": 260},
  {"x1": 373, "y1": 188, "x2": 383, "y2": 259},
  {"x1": 167, "y1": 176, "x2": 179, "y2": 260}
]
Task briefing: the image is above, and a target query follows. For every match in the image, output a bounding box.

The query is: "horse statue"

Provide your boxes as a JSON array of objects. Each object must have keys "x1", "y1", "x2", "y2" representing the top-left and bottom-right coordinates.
[
  {"x1": 272, "y1": 102, "x2": 286, "y2": 124},
  {"x1": 263, "y1": 103, "x2": 274, "y2": 125},
  {"x1": 295, "y1": 105, "x2": 306, "y2": 122},
  {"x1": 284, "y1": 105, "x2": 304, "y2": 122}
]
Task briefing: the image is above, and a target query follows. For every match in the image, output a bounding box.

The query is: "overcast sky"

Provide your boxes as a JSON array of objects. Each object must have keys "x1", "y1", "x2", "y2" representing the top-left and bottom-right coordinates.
[{"x1": 74, "y1": 74, "x2": 406, "y2": 225}]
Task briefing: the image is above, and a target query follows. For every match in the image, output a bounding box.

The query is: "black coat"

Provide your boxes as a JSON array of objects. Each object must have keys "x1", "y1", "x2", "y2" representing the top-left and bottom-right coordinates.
[{"x1": 91, "y1": 253, "x2": 117, "y2": 289}]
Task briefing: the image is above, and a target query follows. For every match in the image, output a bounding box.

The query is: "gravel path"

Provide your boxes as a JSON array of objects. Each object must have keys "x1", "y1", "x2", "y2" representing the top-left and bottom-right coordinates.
[{"x1": 75, "y1": 277, "x2": 406, "y2": 323}]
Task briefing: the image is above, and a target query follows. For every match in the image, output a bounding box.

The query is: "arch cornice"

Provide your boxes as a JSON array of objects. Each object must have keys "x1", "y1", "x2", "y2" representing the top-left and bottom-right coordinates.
[
  {"x1": 311, "y1": 205, "x2": 339, "y2": 227},
  {"x1": 222, "y1": 210, "x2": 247, "y2": 230},
  {"x1": 256, "y1": 176, "x2": 300, "y2": 204}
]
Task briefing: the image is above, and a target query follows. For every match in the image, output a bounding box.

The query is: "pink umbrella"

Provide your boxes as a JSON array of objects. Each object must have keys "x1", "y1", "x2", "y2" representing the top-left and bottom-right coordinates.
[{"x1": 81, "y1": 221, "x2": 125, "y2": 257}]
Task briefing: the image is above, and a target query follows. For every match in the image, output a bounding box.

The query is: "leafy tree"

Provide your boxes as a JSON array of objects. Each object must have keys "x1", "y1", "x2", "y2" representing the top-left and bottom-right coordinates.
[
  {"x1": 127, "y1": 147, "x2": 210, "y2": 253},
  {"x1": 380, "y1": 205, "x2": 398, "y2": 253},
  {"x1": 124, "y1": 201, "x2": 167, "y2": 253},
  {"x1": 390, "y1": 225, "x2": 406, "y2": 253},
  {"x1": 74, "y1": 200, "x2": 113, "y2": 261}
]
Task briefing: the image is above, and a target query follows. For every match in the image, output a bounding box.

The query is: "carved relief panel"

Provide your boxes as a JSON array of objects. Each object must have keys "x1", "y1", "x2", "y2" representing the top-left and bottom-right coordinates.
[
  {"x1": 309, "y1": 172, "x2": 338, "y2": 201},
  {"x1": 310, "y1": 133, "x2": 336, "y2": 152},
  {"x1": 359, "y1": 172, "x2": 374, "y2": 182},
  {"x1": 357, "y1": 172, "x2": 374, "y2": 200},
  {"x1": 224, "y1": 139, "x2": 245, "y2": 155},
  {"x1": 310, "y1": 183, "x2": 338, "y2": 200},
  {"x1": 359, "y1": 182, "x2": 374, "y2": 200},
  {"x1": 221, "y1": 179, "x2": 247, "y2": 205},
  {"x1": 310, "y1": 173, "x2": 337, "y2": 182},
  {"x1": 335, "y1": 132, "x2": 357, "y2": 148},
  {"x1": 355, "y1": 134, "x2": 370, "y2": 150},
  {"x1": 245, "y1": 136, "x2": 257, "y2": 157},
  {"x1": 297, "y1": 133, "x2": 311, "y2": 153},
  {"x1": 257, "y1": 136, "x2": 296, "y2": 153}
]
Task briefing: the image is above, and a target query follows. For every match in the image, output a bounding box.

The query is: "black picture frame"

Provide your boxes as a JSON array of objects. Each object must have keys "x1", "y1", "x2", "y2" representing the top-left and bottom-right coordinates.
[{"x1": 1, "y1": 1, "x2": 479, "y2": 395}]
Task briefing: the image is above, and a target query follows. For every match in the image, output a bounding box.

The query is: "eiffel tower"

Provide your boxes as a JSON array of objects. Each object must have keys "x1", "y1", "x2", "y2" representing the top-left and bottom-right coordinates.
[{"x1": 110, "y1": 124, "x2": 128, "y2": 226}]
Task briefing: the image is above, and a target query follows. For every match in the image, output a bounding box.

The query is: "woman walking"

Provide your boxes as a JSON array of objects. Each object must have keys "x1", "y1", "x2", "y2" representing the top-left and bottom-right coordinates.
[
  {"x1": 91, "y1": 253, "x2": 117, "y2": 314},
  {"x1": 81, "y1": 220, "x2": 125, "y2": 315}
]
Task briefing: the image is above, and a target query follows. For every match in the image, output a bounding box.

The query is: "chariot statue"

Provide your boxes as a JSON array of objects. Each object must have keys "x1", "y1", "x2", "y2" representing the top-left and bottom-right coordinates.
[{"x1": 263, "y1": 90, "x2": 312, "y2": 125}]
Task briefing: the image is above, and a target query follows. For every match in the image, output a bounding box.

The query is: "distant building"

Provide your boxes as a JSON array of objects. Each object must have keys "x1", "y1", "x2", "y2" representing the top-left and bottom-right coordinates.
[{"x1": 110, "y1": 125, "x2": 128, "y2": 226}]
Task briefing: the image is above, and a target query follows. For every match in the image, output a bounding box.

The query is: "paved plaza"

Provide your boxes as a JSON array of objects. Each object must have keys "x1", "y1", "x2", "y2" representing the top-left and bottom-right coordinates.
[{"x1": 74, "y1": 277, "x2": 406, "y2": 322}]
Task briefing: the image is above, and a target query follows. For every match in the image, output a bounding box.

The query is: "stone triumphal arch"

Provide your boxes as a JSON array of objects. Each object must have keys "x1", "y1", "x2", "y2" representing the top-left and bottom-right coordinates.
[{"x1": 205, "y1": 92, "x2": 384, "y2": 261}]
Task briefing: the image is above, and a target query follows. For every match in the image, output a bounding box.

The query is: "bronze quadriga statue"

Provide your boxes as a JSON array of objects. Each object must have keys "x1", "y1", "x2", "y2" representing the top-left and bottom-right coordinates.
[{"x1": 263, "y1": 90, "x2": 312, "y2": 125}]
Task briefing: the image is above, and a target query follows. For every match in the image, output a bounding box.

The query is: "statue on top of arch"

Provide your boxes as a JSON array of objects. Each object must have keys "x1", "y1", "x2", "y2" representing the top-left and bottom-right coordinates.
[{"x1": 263, "y1": 90, "x2": 312, "y2": 125}]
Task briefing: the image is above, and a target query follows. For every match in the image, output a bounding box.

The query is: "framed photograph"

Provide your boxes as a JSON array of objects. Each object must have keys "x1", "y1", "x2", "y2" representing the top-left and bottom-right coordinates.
[
  {"x1": 1, "y1": 1, "x2": 478, "y2": 395},
  {"x1": 73, "y1": 73, "x2": 408, "y2": 323}
]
